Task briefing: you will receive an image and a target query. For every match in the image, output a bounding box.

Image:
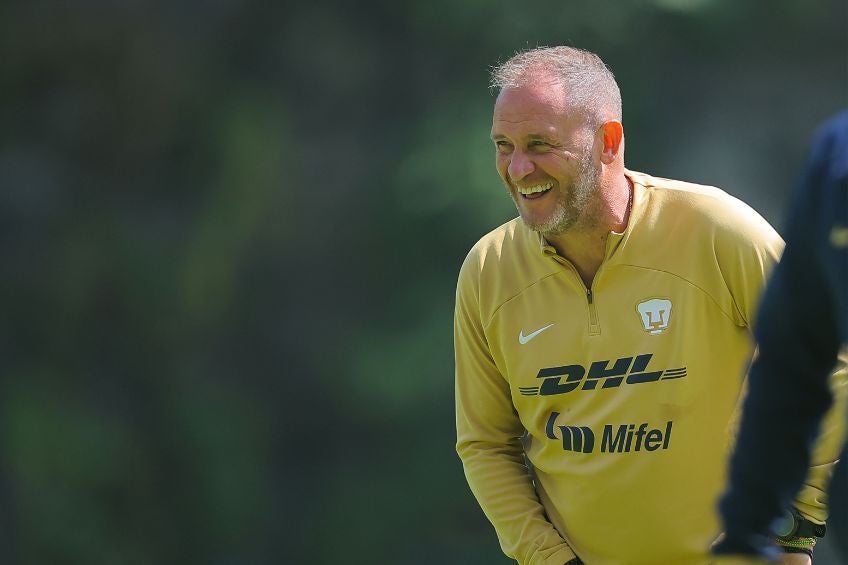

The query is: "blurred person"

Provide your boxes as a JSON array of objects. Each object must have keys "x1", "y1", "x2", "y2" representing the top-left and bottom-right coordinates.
[
  {"x1": 453, "y1": 46, "x2": 846, "y2": 565},
  {"x1": 712, "y1": 111, "x2": 848, "y2": 564}
]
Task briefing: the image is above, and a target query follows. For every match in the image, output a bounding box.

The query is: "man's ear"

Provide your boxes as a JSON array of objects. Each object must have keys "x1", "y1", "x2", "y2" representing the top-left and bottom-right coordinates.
[{"x1": 599, "y1": 120, "x2": 624, "y2": 164}]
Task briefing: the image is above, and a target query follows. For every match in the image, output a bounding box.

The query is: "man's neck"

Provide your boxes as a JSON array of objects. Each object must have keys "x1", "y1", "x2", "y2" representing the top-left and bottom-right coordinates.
[{"x1": 544, "y1": 172, "x2": 632, "y2": 287}]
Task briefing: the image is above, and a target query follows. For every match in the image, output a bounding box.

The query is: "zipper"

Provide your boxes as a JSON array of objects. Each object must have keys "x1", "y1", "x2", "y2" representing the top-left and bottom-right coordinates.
[
  {"x1": 586, "y1": 288, "x2": 601, "y2": 336},
  {"x1": 549, "y1": 253, "x2": 603, "y2": 336}
]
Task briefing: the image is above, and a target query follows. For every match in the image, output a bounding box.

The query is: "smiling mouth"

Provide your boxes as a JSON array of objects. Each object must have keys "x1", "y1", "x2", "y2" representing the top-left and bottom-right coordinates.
[{"x1": 517, "y1": 182, "x2": 553, "y2": 200}]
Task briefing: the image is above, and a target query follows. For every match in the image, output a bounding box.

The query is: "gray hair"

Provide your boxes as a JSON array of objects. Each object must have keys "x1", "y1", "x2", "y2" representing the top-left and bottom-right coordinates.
[{"x1": 490, "y1": 46, "x2": 622, "y2": 127}]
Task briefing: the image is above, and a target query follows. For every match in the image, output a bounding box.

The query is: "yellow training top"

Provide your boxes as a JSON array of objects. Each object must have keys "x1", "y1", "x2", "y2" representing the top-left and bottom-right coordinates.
[{"x1": 454, "y1": 170, "x2": 843, "y2": 565}]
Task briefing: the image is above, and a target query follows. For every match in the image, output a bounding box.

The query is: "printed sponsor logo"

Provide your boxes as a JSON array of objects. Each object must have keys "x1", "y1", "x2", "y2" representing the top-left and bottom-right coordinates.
[
  {"x1": 557, "y1": 425, "x2": 595, "y2": 453},
  {"x1": 546, "y1": 412, "x2": 673, "y2": 454},
  {"x1": 519, "y1": 353, "x2": 687, "y2": 396}
]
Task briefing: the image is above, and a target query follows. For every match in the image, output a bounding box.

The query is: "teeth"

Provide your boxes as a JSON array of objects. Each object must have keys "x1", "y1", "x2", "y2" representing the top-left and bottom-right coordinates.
[{"x1": 517, "y1": 182, "x2": 553, "y2": 195}]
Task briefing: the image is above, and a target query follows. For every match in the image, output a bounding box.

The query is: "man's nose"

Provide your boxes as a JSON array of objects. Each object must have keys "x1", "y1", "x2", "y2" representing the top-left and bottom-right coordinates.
[{"x1": 508, "y1": 150, "x2": 535, "y2": 182}]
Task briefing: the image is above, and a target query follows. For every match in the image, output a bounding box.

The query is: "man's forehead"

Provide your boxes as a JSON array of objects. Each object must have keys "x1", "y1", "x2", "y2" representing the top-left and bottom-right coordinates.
[
  {"x1": 491, "y1": 82, "x2": 583, "y2": 137},
  {"x1": 492, "y1": 82, "x2": 574, "y2": 123},
  {"x1": 490, "y1": 120, "x2": 560, "y2": 140}
]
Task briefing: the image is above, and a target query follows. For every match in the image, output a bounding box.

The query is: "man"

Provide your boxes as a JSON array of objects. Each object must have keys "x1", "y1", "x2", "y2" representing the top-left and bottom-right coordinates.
[
  {"x1": 453, "y1": 46, "x2": 845, "y2": 565},
  {"x1": 712, "y1": 111, "x2": 848, "y2": 564}
]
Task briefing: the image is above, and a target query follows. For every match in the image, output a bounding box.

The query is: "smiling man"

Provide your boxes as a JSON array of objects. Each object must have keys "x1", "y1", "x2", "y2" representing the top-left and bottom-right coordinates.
[{"x1": 453, "y1": 46, "x2": 845, "y2": 565}]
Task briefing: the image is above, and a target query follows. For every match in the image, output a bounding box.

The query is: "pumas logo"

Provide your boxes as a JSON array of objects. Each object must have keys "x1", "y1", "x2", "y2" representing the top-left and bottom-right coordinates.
[
  {"x1": 636, "y1": 298, "x2": 672, "y2": 335},
  {"x1": 545, "y1": 412, "x2": 674, "y2": 454}
]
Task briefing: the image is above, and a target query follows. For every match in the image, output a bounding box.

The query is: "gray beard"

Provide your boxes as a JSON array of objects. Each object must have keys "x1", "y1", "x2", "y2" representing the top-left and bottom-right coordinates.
[{"x1": 515, "y1": 149, "x2": 601, "y2": 235}]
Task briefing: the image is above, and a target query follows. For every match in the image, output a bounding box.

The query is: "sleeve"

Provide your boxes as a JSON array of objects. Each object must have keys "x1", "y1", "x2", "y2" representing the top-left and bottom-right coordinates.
[
  {"x1": 454, "y1": 251, "x2": 577, "y2": 565},
  {"x1": 712, "y1": 203, "x2": 784, "y2": 329},
  {"x1": 715, "y1": 122, "x2": 848, "y2": 556}
]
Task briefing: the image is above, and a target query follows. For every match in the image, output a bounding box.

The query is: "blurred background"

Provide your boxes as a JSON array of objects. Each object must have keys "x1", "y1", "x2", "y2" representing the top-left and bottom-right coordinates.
[{"x1": 1, "y1": 0, "x2": 846, "y2": 563}]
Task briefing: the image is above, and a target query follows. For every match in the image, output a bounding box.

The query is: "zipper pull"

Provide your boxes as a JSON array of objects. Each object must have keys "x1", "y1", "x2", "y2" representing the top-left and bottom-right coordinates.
[{"x1": 587, "y1": 289, "x2": 593, "y2": 304}]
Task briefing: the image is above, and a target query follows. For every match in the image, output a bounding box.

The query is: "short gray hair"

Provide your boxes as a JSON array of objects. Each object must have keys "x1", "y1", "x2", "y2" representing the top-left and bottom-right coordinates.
[{"x1": 490, "y1": 46, "x2": 622, "y2": 126}]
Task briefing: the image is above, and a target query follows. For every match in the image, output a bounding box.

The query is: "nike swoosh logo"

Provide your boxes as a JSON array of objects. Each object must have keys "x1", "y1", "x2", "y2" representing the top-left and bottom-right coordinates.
[{"x1": 519, "y1": 323, "x2": 555, "y2": 345}]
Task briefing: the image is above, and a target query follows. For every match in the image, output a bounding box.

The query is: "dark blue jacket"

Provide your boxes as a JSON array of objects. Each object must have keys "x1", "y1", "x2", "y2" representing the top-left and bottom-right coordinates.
[{"x1": 714, "y1": 110, "x2": 848, "y2": 560}]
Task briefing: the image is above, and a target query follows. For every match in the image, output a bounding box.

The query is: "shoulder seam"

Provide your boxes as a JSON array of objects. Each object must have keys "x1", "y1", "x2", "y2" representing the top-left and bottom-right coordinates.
[
  {"x1": 617, "y1": 263, "x2": 742, "y2": 326},
  {"x1": 483, "y1": 270, "x2": 562, "y2": 330}
]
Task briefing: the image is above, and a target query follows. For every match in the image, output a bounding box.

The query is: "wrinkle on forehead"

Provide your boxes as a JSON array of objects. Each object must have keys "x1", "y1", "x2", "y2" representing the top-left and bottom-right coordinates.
[
  {"x1": 494, "y1": 82, "x2": 570, "y2": 117},
  {"x1": 491, "y1": 82, "x2": 589, "y2": 143}
]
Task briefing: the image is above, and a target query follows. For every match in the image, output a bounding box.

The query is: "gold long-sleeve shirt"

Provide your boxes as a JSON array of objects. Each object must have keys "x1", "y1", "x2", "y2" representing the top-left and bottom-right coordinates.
[{"x1": 454, "y1": 170, "x2": 845, "y2": 565}]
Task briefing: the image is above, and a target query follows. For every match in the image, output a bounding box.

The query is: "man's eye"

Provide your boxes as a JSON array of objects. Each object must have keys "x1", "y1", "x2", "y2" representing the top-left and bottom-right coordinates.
[
  {"x1": 529, "y1": 141, "x2": 550, "y2": 149},
  {"x1": 495, "y1": 141, "x2": 513, "y2": 153}
]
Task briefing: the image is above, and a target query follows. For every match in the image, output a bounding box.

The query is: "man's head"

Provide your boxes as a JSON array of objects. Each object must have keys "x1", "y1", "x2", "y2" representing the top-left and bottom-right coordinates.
[{"x1": 489, "y1": 46, "x2": 624, "y2": 235}]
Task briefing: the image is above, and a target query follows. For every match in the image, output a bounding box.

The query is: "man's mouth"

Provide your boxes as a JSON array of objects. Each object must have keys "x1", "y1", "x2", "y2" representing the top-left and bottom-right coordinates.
[{"x1": 517, "y1": 182, "x2": 553, "y2": 200}]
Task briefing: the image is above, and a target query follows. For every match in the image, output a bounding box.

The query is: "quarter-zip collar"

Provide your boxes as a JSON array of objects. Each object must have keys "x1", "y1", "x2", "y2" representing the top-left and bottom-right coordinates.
[{"x1": 538, "y1": 169, "x2": 646, "y2": 266}]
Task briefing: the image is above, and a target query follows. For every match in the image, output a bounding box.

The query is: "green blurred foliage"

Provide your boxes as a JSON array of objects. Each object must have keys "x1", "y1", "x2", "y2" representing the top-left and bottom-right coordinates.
[{"x1": 0, "y1": 0, "x2": 845, "y2": 563}]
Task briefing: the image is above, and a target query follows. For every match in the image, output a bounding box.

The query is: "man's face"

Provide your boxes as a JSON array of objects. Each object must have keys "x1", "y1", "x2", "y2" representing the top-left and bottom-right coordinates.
[{"x1": 491, "y1": 82, "x2": 600, "y2": 235}]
